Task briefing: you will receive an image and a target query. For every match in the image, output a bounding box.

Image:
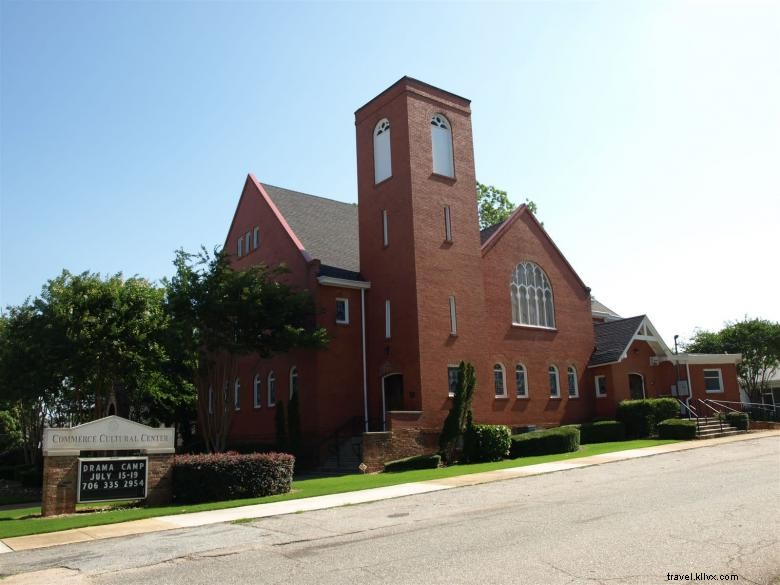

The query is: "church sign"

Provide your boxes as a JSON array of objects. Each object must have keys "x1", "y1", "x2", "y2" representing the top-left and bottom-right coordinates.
[
  {"x1": 77, "y1": 456, "x2": 148, "y2": 503},
  {"x1": 43, "y1": 416, "x2": 175, "y2": 456}
]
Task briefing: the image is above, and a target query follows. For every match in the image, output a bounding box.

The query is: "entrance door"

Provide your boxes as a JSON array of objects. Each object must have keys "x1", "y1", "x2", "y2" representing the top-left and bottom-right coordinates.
[
  {"x1": 382, "y1": 374, "x2": 404, "y2": 430},
  {"x1": 628, "y1": 373, "x2": 645, "y2": 399}
]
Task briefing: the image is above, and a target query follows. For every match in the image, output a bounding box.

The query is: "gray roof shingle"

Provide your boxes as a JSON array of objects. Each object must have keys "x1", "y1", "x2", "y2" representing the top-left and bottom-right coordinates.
[
  {"x1": 480, "y1": 220, "x2": 506, "y2": 244},
  {"x1": 262, "y1": 184, "x2": 360, "y2": 275},
  {"x1": 590, "y1": 315, "x2": 646, "y2": 366},
  {"x1": 591, "y1": 298, "x2": 621, "y2": 319}
]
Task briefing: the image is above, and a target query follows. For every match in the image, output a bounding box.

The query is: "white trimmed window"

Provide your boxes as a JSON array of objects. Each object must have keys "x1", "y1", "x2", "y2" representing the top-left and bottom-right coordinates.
[
  {"x1": 567, "y1": 366, "x2": 579, "y2": 398},
  {"x1": 237, "y1": 237, "x2": 243, "y2": 257},
  {"x1": 447, "y1": 365, "x2": 459, "y2": 397},
  {"x1": 289, "y1": 366, "x2": 299, "y2": 399},
  {"x1": 245, "y1": 232, "x2": 251, "y2": 254},
  {"x1": 382, "y1": 209, "x2": 389, "y2": 247},
  {"x1": 253, "y1": 374, "x2": 262, "y2": 408},
  {"x1": 234, "y1": 378, "x2": 241, "y2": 410},
  {"x1": 510, "y1": 262, "x2": 555, "y2": 328},
  {"x1": 385, "y1": 300, "x2": 391, "y2": 339},
  {"x1": 253, "y1": 226, "x2": 260, "y2": 249},
  {"x1": 374, "y1": 119, "x2": 392, "y2": 183},
  {"x1": 515, "y1": 364, "x2": 528, "y2": 398},
  {"x1": 549, "y1": 366, "x2": 560, "y2": 398},
  {"x1": 431, "y1": 114, "x2": 454, "y2": 177},
  {"x1": 336, "y1": 298, "x2": 349, "y2": 324},
  {"x1": 703, "y1": 369, "x2": 724, "y2": 393},
  {"x1": 444, "y1": 206, "x2": 452, "y2": 242},
  {"x1": 494, "y1": 363, "x2": 507, "y2": 397},
  {"x1": 208, "y1": 386, "x2": 213, "y2": 414},
  {"x1": 595, "y1": 375, "x2": 607, "y2": 397},
  {"x1": 449, "y1": 295, "x2": 457, "y2": 335},
  {"x1": 267, "y1": 371, "x2": 276, "y2": 406}
]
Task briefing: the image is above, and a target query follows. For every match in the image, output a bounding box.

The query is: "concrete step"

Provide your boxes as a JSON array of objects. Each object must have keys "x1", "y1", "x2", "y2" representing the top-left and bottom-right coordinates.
[{"x1": 696, "y1": 429, "x2": 746, "y2": 439}]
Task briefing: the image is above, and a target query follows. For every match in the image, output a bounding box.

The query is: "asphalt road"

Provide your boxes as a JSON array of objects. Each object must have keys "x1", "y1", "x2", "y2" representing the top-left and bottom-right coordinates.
[{"x1": 2, "y1": 436, "x2": 779, "y2": 585}]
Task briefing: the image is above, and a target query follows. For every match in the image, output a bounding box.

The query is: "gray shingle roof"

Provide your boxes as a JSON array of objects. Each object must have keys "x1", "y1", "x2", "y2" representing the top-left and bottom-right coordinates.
[
  {"x1": 590, "y1": 315, "x2": 646, "y2": 366},
  {"x1": 480, "y1": 220, "x2": 506, "y2": 244},
  {"x1": 591, "y1": 298, "x2": 621, "y2": 319},
  {"x1": 262, "y1": 184, "x2": 360, "y2": 274}
]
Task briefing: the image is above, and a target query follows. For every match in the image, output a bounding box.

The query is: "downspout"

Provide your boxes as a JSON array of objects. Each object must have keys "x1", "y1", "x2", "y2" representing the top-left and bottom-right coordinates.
[
  {"x1": 686, "y1": 362, "x2": 694, "y2": 416},
  {"x1": 361, "y1": 288, "x2": 368, "y2": 433}
]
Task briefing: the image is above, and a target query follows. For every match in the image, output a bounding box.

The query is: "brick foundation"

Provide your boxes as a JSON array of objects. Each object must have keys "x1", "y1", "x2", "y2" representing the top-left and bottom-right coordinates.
[
  {"x1": 361, "y1": 426, "x2": 439, "y2": 472},
  {"x1": 42, "y1": 455, "x2": 78, "y2": 517},
  {"x1": 748, "y1": 421, "x2": 780, "y2": 431},
  {"x1": 145, "y1": 453, "x2": 174, "y2": 506}
]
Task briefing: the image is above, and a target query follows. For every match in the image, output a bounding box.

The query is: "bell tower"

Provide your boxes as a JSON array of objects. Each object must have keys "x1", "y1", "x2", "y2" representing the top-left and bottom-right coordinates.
[{"x1": 355, "y1": 77, "x2": 487, "y2": 428}]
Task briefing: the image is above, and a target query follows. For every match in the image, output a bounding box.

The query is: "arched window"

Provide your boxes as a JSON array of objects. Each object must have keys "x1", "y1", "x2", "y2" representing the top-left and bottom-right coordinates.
[
  {"x1": 267, "y1": 371, "x2": 276, "y2": 407},
  {"x1": 510, "y1": 262, "x2": 555, "y2": 328},
  {"x1": 493, "y1": 363, "x2": 506, "y2": 397},
  {"x1": 233, "y1": 378, "x2": 241, "y2": 411},
  {"x1": 549, "y1": 366, "x2": 560, "y2": 398},
  {"x1": 289, "y1": 366, "x2": 299, "y2": 399},
  {"x1": 208, "y1": 386, "x2": 214, "y2": 414},
  {"x1": 431, "y1": 114, "x2": 454, "y2": 177},
  {"x1": 515, "y1": 364, "x2": 528, "y2": 398},
  {"x1": 374, "y1": 119, "x2": 392, "y2": 183},
  {"x1": 253, "y1": 373, "x2": 262, "y2": 408},
  {"x1": 567, "y1": 366, "x2": 578, "y2": 398}
]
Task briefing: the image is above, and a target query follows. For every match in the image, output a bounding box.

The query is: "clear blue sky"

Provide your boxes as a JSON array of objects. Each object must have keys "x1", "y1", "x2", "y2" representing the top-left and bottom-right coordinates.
[{"x1": 2, "y1": 1, "x2": 778, "y2": 344}]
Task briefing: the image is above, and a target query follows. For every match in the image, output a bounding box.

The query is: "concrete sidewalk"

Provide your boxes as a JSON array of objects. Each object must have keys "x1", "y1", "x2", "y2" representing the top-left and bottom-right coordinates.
[{"x1": 2, "y1": 430, "x2": 777, "y2": 554}]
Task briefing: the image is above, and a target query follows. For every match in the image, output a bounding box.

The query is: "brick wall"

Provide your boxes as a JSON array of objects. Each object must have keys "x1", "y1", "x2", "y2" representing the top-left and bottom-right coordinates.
[
  {"x1": 145, "y1": 454, "x2": 173, "y2": 506},
  {"x1": 41, "y1": 455, "x2": 78, "y2": 517},
  {"x1": 361, "y1": 426, "x2": 438, "y2": 472}
]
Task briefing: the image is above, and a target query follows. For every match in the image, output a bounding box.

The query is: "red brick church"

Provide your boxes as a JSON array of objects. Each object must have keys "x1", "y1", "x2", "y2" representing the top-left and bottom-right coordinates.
[{"x1": 214, "y1": 77, "x2": 741, "y2": 467}]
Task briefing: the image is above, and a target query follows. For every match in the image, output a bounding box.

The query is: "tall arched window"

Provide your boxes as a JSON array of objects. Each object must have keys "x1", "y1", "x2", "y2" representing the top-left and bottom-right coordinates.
[
  {"x1": 267, "y1": 371, "x2": 276, "y2": 407},
  {"x1": 515, "y1": 364, "x2": 528, "y2": 398},
  {"x1": 253, "y1": 373, "x2": 262, "y2": 408},
  {"x1": 233, "y1": 378, "x2": 241, "y2": 411},
  {"x1": 374, "y1": 119, "x2": 392, "y2": 183},
  {"x1": 567, "y1": 366, "x2": 578, "y2": 398},
  {"x1": 431, "y1": 114, "x2": 454, "y2": 177},
  {"x1": 549, "y1": 366, "x2": 560, "y2": 398},
  {"x1": 493, "y1": 363, "x2": 506, "y2": 397},
  {"x1": 510, "y1": 262, "x2": 555, "y2": 328},
  {"x1": 289, "y1": 366, "x2": 299, "y2": 399}
]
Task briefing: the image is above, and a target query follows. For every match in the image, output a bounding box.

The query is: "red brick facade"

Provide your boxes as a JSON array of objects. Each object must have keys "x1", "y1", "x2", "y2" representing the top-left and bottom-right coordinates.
[{"x1": 215, "y1": 78, "x2": 741, "y2": 464}]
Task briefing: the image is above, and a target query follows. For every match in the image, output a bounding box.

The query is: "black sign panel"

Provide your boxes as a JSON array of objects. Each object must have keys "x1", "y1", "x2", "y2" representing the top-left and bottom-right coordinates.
[{"x1": 77, "y1": 457, "x2": 148, "y2": 503}]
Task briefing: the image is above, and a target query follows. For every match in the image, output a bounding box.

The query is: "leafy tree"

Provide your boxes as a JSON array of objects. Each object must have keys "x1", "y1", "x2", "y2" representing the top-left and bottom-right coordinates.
[
  {"x1": 438, "y1": 361, "x2": 477, "y2": 464},
  {"x1": 476, "y1": 182, "x2": 539, "y2": 230},
  {"x1": 164, "y1": 247, "x2": 327, "y2": 452},
  {"x1": 685, "y1": 318, "x2": 780, "y2": 403}
]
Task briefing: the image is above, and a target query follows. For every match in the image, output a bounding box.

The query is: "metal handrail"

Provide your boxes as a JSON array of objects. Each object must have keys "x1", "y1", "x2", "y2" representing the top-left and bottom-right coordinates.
[
  {"x1": 703, "y1": 398, "x2": 741, "y2": 414},
  {"x1": 696, "y1": 399, "x2": 724, "y2": 432},
  {"x1": 676, "y1": 398, "x2": 700, "y2": 434},
  {"x1": 705, "y1": 399, "x2": 777, "y2": 412}
]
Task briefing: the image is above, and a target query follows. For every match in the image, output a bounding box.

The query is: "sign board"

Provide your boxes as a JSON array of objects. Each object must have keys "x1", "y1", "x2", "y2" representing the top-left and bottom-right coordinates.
[
  {"x1": 43, "y1": 416, "x2": 175, "y2": 456},
  {"x1": 78, "y1": 456, "x2": 148, "y2": 503}
]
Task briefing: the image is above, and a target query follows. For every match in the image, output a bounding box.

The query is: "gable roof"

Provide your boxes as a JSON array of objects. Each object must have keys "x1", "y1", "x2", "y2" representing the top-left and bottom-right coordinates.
[
  {"x1": 590, "y1": 315, "x2": 646, "y2": 366},
  {"x1": 591, "y1": 297, "x2": 622, "y2": 320},
  {"x1": 260, "y1": 183, "x2": 360, "y2": 275}
]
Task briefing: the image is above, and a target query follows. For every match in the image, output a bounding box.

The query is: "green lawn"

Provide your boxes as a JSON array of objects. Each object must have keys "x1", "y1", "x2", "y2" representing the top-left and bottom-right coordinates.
[{"x1": 0, "y1": 439, "x2": 676, "y2": 540}]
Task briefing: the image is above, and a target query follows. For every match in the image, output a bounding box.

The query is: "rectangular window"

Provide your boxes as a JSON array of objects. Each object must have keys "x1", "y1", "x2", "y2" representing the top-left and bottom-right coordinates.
[
  {"x1": 444, "y1": 206, "x2": 452, "y2": 242},
  {"x1": 237, "y1": 238, "x2": 243, "y2": 257},
  {"x1": 382, "y1": 209, "x2": 389, "y2": 247},
  {"x1": 245, "y1": 232, "x2": 251, "y2": 254},
  {"x1": 385, "y1": 300, "x2": 391, "y2": 339},
  {"x1": 447, "y1": 365, "x2": 459, "y2": 397},
  {"x1": 703, "y1": 369, "x2": 724, "y2": 393},
  {"x1": 449, "y1": 295, "x2": 457, "y2": 335},
  {"x1": 253, "y1": 227, "x2": 260, "y2": 249},
  {"x1": 336, "y1": 298, "x2": 349, "y2": 324},
  {"x1": 595, "y1": 375, "x2": 607, "y2": 397}
]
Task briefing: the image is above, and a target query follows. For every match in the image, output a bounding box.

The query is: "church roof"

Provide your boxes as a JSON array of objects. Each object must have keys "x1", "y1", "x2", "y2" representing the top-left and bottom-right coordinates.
[
  {"x1": 591, "y1": 297, "x2": 622, "y2": 320},
  {"x1": 590, "y1": 315, "x2": 646, "y2": 366}
]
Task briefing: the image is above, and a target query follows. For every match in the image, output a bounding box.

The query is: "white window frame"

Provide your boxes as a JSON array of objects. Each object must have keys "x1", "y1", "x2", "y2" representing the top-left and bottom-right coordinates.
[
  {"x1": 447, "y1": 364, "x2": 460, "y2": 398},
  {"x1": 267, "y1": 371, "x2": 276, "y2": 407},
  {"x1": 336, "y1": 297, "x2": 350, "y2": 325},
  {"x1": 444, "y1": 205, "x2": 452, "y2": 242},
  {"x1": 253, "y1": 373, "x2": 261, "y2": 408},
  {"x1": 237, "y1": 237, "x2": 243, "y2": 257},
  {"x1": 382, "y1": 209, "x2": 389, "y2": 247},
  {"x1": 703, "y1": 368, "x2": 724, "y2": 394},
  {"x1": 567, "y1": 366, "x2": 579, "y2": 398},
  {"x1": 448, "y1": 295, "x2": 457, "y2": 336},
  {"x1": 549, "y1": 365, "x2": 560, "y2": 398},
  {"x1": 510, "y1": 262, "x2": 556, "y2": 329},
  {"x1": 595, "y1": 375, "x2": 607, "y2": 398},
  {"x1": 289, "y1": 366, "x2": 299, "y2": 399},
  {"x1": 373, "y1": 118, "x2": 392, "y2": 184},
  {"x1": 493, "y1": 363, "x2": 507, "y2": 398},
  {"x1": 253, "y1": 226, "x2": 260, "y2": 249},
  {"x1": 234, "y1": 378, "x2": 241, "y2": 411},
  {"x1": 515, "y1": 364, "x2": 528, "y2": 398},
  {"x1": 431, "y1": 114, "x2": 454, "y2": 178},
  {"x1": 245, "y1": 232, "x2": 251, "y2": 254},
  {"x1": 385, "y1": 300, "x2": 391, "y2": 339}
]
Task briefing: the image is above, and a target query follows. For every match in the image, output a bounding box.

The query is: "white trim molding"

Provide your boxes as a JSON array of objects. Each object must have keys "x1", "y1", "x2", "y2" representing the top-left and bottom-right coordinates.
[{"x1": 317, "y1": 276, "x2": 371, "y2": 290}]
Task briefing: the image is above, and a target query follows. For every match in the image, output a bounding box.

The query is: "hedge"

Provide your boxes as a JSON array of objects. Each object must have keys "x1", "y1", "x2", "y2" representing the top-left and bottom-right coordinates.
[
  {"x1": 657, "y1": 418, "x2": 697, "y2": 440},
  {"x1": 724, "y1": 412, "x2": 749, "y2": 430},
  {"x1": 567, "y1": 420, "x2": 626, "y2": 444},
  {"x1": 616, "y1": 398, "x2": 679, "y2": 438},
  {"x1": 384, "y1": 453, "x2": 441, "y2": 473},
  {"x1": 463, "y1": 424, "x2": 511, "y2": 462},
  {"x1": 173, "y1": 452, "x2": 294, "y2": 504},
  {"x1": 510, "y1": 426, "x2": 580, "y2": 458}
]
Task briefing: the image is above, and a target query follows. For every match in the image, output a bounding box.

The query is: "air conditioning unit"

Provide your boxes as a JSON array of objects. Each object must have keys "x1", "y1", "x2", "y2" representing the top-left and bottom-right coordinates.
[{"x1": 649, "y1": 356, "x2": 659, "y2": 366}]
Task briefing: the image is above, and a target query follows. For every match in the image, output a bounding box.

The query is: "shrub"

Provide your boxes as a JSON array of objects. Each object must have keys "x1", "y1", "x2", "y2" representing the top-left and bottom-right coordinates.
[
  {"x1": 510, "y1": 426, "x2": 580, "y2": 458},
  {"x1": 439, "y1": 361, "x2": 476, "y2": 464},
  {"x1": 463, "y1": 424, "x2": 511, "y2": 462},
  {"x1": 617, "y1": 398, "x2": 679, "y2": 438},
  {"x1": 173, "y1": 451, "x2": 294, "y2": 504},
  {"x1": 568, "y1": 420, "x2": 626, "y2": 444},
  {"x1": 725, "y1": 412, "x2": 749, "y2": 430},
  {"x1": 384, "y1": 454, "x2": 441, "y2": 472},
  {"x1": 657, "y1": 418, "x2": 697, "y2": 440},
  {"x1": 17, "y1": 466, "x2": 42, "y2": 489}
]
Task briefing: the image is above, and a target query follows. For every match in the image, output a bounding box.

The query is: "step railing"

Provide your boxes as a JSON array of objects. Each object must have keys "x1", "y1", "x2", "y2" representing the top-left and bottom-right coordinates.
[
  {"x1": 676, "y1": 398, "x2": 701, "y2": 434},
  {"x1": 695, "y1": 398, "x2": 724, "y2": 433},
  {"x1": 704, "y1": 399, "x2": 779, "y2": 422}
]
